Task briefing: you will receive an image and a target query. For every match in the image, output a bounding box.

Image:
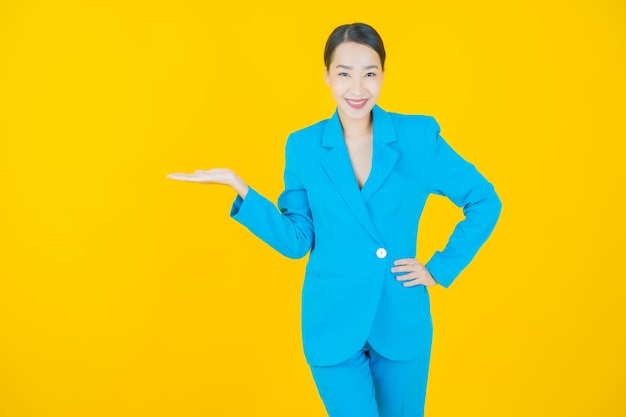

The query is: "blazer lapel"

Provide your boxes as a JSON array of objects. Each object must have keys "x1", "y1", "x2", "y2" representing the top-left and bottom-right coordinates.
[
  {"x1": 320, "y1": 107, "x2": 383, "y2": 243},
  {"x1": 360, "y1": 104, "x2": 399, "y2": 202}
]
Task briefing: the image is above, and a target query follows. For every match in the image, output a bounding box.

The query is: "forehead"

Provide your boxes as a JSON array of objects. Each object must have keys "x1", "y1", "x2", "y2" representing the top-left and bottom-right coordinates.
[{"x1": 331, "y1": 42, "x2": 381, "y2": 67}]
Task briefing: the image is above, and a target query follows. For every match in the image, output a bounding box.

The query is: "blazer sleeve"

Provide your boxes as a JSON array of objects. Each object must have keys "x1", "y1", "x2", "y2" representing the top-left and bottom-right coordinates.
[
  {"x1": 229, "y1": 135, "x2": 314, "y2": 259},
  {"x1": 423, "y1": 117, "x2": 502, "y2": 288}
]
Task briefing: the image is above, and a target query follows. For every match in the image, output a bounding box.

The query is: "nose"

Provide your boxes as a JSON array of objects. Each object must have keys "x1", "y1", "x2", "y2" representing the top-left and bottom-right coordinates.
[{"x1": 351, "y1": 76, "x2": 363, "y2": 96}]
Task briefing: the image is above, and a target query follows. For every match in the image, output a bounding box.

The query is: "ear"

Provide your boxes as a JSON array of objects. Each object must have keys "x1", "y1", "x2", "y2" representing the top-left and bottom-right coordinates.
[{"x1": 324, "y1": 68, "x2": 330, "y2": 87}]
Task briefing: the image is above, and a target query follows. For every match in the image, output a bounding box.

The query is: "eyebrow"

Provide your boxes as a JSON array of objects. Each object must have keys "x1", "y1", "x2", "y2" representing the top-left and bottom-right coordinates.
[{"x1": 334, "y1": 64, "x2": 379, "y2": 70}]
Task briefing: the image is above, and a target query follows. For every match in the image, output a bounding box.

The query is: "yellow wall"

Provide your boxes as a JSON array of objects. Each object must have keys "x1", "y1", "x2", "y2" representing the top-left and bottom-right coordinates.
[{"x1": 1, "y1": 0, "x2": 624, "y2": 416}]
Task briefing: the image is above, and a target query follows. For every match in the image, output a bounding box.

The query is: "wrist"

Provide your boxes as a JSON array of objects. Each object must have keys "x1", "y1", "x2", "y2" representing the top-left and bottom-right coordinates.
[{"x1": 230, "y1": 175, "x2": 249, "y2": 199}]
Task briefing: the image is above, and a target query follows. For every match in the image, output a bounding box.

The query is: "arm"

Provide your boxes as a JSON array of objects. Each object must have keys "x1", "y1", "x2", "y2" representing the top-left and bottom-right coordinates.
[
  {"x1": 166, "y1": 136, "x2": 314, "y2": 259},
  {"x1": 423, "y1": 117, "x2": 503, "y2": 288},
  {"x1": 229, "y1": 136, "x2": 314, "y2": 259}
]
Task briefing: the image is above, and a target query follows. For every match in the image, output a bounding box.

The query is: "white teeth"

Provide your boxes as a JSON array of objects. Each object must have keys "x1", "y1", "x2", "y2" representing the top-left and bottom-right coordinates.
[{"x1": 347, "y1": 99, "x2": 366, "y2": 104}]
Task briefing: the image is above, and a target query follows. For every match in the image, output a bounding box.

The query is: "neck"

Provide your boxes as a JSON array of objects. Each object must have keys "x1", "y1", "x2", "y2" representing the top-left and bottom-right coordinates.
[{"x1": 338, "y1": 110, "x2": 373, "y2": 138}]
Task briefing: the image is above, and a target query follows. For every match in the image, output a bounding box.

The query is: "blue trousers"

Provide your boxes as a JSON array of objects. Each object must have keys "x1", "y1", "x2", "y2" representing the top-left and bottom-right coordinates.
[{"x1": 309, "y1": 340, "x2": 431, "y2": 417}]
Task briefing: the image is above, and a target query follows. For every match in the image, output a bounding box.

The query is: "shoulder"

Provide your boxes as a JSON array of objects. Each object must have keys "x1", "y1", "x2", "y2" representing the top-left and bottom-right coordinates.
[
  {"x1": 288, "y1": 118, "x2": 328, "y2": 141},
  {"x1": 376, "y1": 108, "x2": 442, "y2": 152},
  {"x1": 283, "y1": 117, "x2": 329, "y2": 156},
  {"x1": 385, "y1": 109, "x2": 439, "y2": 134}
]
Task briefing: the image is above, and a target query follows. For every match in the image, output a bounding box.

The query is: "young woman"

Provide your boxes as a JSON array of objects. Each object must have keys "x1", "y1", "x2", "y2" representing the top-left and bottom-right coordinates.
[{"x1": 168, "y1": 22, "x2": 502, "y2": 417}]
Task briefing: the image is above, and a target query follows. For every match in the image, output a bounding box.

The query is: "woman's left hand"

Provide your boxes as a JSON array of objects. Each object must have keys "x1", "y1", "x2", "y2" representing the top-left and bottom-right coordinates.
[{"x1": 391, "y1": 258, "x2": 438, "y2": 287}]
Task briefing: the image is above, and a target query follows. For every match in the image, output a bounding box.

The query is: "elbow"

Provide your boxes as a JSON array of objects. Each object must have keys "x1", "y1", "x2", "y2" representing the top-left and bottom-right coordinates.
[
  {"x1": 283, "y1": 248, "x2": 310, "y2": 260},
  {"x1": 484, "y1": 189, "x2": 503, "y2": 231},
  {"x1": 283, "y1": 221, "x2": 314, "y2": 259},
  {"x1": 490, "y1": 191, "x2": 503, "y2": 218},
  {"x1": 275, "y1": 230, "x2": 313, "y2": 260},
  {"x1": 464, "y1": 186, "x2": 503, "y2": 226},
  {"x1": 493, "y1": 189, "x2": 503, "y2": 218},
  {"x1": 281, "y1": 240, "x2": 312, "y2": 259}
]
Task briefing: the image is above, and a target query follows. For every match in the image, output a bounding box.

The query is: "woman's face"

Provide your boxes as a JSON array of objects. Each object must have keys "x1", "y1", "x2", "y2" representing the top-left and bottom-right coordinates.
[{"x1": 324, "y1": 41, "x2": 384, "y2": 123}]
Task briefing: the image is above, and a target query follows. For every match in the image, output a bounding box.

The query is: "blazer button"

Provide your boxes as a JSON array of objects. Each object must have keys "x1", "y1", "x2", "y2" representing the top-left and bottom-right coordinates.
[{"x1": 376, "y1": 248, "x2": 387, "y2": 259}]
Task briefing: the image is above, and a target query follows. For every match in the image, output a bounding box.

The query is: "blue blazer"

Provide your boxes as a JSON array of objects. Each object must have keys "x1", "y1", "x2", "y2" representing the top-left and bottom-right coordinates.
[{"x1": 230, "y1": 104, "x2": 502, "y2": 367}]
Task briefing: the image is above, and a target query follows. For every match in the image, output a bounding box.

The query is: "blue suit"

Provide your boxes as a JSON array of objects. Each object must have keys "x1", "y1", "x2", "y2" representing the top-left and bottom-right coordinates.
[{"x1": 230, "y1": 104, "x2": 502, "y2": 369}]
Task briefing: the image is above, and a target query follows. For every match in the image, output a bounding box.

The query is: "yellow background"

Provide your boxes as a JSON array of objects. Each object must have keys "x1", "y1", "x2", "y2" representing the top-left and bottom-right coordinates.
[{"x1": 1, "y1": 0, "x2": 624, "y2": 415}]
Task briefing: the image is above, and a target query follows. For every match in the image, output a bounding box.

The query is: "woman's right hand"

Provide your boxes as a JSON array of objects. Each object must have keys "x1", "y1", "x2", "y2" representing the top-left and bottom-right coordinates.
[{"x1": 167, "y1": 168, "x2": 249, "y2": 199}]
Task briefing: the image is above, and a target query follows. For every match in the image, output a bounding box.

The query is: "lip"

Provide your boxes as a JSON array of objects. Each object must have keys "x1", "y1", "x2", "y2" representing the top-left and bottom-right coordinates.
[{"x1": 345, "y1": 98, "x2": 368, "y2": 110}]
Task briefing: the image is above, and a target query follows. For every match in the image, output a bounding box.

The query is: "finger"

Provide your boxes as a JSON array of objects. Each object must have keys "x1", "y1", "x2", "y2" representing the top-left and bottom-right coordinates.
[
  {"x1": 167, "y1": 173, "x2": 202, "y2": 181},
  {"x1": 167, "y1": 173, "x2": 192, "y2": 180},
  {"x1": 395, "y1": 272, "x2": 419, "y2": 281},
  {"x1": 391, "y1": 265, "x2": 417, "y2": 273},
  {"x1": 391, "y1": 262, "x2": 424, "y2": 273},
  {"x1": 393, "y1": 258, "x2": 419, "y2": 266},
  {"x1": 403, "y1": 278, "x2": 423, "y2": 287}
]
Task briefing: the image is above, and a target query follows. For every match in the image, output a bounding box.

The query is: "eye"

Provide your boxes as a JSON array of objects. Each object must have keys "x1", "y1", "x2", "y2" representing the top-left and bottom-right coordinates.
[
  {"x1": 366, "y1": 72, "x2": 376, "y2": 77},
  {"x1": 338, "y1": 72, "x2": 349, "y2": 77}
]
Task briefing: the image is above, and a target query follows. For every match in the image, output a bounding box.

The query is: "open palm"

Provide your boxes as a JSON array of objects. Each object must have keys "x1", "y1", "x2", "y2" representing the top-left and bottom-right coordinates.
[
  {"x1": 167, "y1": 168, "x2": 234, "y2": 185},
  {"x1": 167, "y1": 168, "x2": 249, "y2": 198}
]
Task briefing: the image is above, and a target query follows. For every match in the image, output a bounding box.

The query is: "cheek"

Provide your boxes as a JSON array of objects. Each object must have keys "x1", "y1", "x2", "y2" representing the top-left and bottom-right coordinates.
[
  {"x1": 331, "y1": 80, "x2": 349, "y2": 97},
  {"x1": 366, "y1": 78, "x2": 382, "y2": 94}
]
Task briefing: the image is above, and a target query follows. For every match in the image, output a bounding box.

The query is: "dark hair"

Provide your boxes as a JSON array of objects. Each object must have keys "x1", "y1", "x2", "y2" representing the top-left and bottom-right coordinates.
[{"x1": 324, "y1": 22, "x2": 386, "y2": 71}]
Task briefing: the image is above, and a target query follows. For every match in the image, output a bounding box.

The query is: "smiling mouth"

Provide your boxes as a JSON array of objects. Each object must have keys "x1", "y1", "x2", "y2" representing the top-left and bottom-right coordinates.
[{"x1": 346, "y1": 98, "x2": 368, "y2": 109}]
